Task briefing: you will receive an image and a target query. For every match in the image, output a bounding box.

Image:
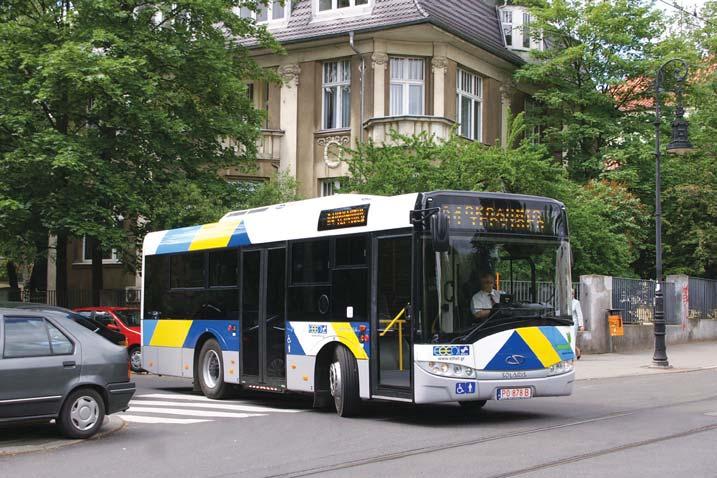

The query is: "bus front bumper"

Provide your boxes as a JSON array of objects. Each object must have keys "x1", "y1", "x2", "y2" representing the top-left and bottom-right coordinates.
[{"x1": 413, "y1": 365, "x2": 575, "y2": 404}]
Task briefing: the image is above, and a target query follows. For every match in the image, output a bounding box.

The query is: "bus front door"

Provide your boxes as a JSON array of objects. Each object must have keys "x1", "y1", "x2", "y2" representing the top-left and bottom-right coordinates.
[{"x1": 240, "y1": 247, "x2": 287, "y2": 389}]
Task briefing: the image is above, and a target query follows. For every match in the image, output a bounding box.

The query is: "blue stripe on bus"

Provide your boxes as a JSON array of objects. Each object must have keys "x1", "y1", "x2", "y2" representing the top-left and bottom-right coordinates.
[
  {"x1": 539, "y1": 326, "x2": 575, "y2": 360},
  {"x1": 155, "y1": 225, "x2": 202, "y2": 255},
  {"x1": 227, "y1": 222, "x2": 251, "y2": 248},
  {"x1": 285, "y1": 323, "x2": 305, "y2": 356},
  {"x1": 183, "y1": 320, "x2": 241, "y2": 352},
  {"x1": 142, "y1": 319, "x2": 159, "y2": 346}
]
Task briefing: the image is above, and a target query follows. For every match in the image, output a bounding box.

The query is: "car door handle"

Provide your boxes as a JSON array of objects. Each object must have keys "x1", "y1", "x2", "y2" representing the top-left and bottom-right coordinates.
[{"x1": 63, "y1": 361, "x2": 76, "y2": 368}]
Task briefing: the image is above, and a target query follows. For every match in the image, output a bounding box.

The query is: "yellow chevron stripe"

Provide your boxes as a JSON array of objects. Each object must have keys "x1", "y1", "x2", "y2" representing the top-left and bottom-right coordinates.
[
  {"x1": 150, "y1": 320, "x2": 193, "y2": 348},
  {"x1": 189, "y1": 220, "x2": 242, "y2": 251},
  {"x1": 330, "y1": 322, "x2": 368, "y2": 360},
  {"x1": 517, "y1": 327, "x2": 562, "y2": 367}
]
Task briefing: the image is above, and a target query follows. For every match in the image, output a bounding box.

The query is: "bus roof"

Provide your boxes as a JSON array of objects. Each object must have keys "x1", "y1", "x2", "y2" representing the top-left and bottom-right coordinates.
[{"x1": 142, "y1": 193, "x2": 419, "y2": 256}]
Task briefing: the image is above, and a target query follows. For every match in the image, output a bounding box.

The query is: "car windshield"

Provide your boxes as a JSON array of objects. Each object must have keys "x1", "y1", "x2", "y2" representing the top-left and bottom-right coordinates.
[
  {"x1": 114, "y1": 309, "x2": 140, "y2": 327},
  {"x1": 419, "y1": 235, "x2": 572, "y2": 344}
]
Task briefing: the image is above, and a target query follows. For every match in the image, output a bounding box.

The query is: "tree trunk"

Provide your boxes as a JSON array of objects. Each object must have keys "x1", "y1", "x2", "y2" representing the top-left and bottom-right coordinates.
[
  {"x1": 90, "y1": 237, "x2": 103, "y2": 306},
  {"x1": 6, "y1": 261, "x2": 19, "y2": 289},
  {"x1": 56, "y1": 233, "x2": 68, "y2": 307}
]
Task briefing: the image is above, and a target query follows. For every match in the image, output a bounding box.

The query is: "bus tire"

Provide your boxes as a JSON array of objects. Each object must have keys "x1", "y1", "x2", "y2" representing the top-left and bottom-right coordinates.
[
  {"x1": 197, "y1": 339, "x2": 230, "y2": 399},
  {"x1": 330, "y1": 346, "x2": 361, "y2": 417},
  {"x1": 458, "y1": 400, "x2": 487, "y2": 411}
]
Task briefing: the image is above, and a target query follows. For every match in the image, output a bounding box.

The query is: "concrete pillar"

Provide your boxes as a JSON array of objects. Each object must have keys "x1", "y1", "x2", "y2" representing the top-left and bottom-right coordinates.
[
  {"x1": 667, "y1": 274, "x2": 689, "y2": 326},
  {"x1": 371, "y1": 51, "x2": 388, "y2": 118},
  {"x1": 47, "y1": 235, "x2": 57, "y2": 291},
  {"x1": 431, "y1": 56, "x2": 448, "y2": 118},
  {"x1": 278, "y1": 63, "x2": 300, "y2": 177},
  {"x1": 579, "y1": 275, "x2": 613, "y2": 354}
]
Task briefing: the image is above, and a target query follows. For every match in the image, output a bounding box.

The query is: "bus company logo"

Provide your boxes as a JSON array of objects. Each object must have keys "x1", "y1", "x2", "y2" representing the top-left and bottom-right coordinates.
[
  {"x1": 433, "y1": 345, "x2": 470, "y2": 357},
  {"x1": 505, "y1": 354, "x2": 526, "y2": 366},
  {"x1": 308, "y1": 324, "x2": 328, "y2": 335}
]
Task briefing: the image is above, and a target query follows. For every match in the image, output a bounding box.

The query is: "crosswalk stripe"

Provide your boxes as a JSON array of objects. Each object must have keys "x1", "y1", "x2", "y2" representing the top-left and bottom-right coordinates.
[
  {"x1": 129, "y1": 399, "x2": 303, "y2": 414},
  {"x1": 127, "y1": 406, "x2": 266, "y2": 419},
  {"x1": 120, "y1": 415, "x2": 211, "y2": 425}
]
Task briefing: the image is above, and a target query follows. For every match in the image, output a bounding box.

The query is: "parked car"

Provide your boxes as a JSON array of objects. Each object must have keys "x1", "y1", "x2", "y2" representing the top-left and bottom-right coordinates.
[
  {"x1": 0, "y1": 308, "x2": 135, "y2": 438},
  {"x1": 74, "y1": 307, "x2": 142, "y2": 372},
  {"x1": 15, "y1": 305, "x2": 126, "y2": 347}
]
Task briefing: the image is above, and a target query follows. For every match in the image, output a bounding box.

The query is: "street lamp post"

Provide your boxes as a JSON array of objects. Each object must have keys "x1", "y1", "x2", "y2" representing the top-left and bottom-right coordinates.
[{"x1": 652, "y1": 59, "x2": 694, "y2": 368}]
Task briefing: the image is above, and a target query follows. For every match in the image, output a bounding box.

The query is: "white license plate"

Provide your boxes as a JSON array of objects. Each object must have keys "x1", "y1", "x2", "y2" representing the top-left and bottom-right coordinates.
[{"x1": 496, "y1": 387, "x2": 533, "y2": 400}]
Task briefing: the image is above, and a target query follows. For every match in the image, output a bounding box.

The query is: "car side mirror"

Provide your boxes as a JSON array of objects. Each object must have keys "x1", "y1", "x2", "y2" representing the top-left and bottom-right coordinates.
[{"x1": 431, "y1": 210, "x2": 450, "y2": 252}]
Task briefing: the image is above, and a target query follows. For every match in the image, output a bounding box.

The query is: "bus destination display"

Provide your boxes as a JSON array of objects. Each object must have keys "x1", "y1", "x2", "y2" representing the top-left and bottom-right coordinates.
[{"x1": 318, "y1": 204, "x2": 370, "y2": 231}]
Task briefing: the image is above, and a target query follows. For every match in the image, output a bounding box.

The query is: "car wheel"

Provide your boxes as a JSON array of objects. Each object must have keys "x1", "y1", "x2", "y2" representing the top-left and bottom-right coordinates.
[
  {"x1": 198, "y1": 339, "x2": 230, "y2": 399},
  {"x1": 58, "y1": 388, "x2": 106, "y2": 439},
  {"x1": 458, "y1": 400, "x2": 487, "y2": 411},
  {"x1": 329, "y1": 346, "x2": 361, "y2": 417},
  {"x1": 129, "y1": 346, "x2": 143, "y2": 373}
]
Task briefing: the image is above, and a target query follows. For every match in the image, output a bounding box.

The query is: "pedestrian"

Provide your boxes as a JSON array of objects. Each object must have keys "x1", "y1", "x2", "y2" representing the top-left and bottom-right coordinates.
[{"x1": 572, "y1": 289, "x2": 584, "y2": 359}]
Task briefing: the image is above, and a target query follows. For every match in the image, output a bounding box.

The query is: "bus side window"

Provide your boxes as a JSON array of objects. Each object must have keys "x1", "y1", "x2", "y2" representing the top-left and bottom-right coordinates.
[
  {"x1": 291, "y1": 240, "x2": 330, "y2": 284},
  {"x1": 332, "y1": 236, "x2": 369, "y2": 321}
]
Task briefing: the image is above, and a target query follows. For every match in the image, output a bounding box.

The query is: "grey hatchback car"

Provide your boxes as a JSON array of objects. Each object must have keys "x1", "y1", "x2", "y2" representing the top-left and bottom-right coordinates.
[{"x1": 0, "y1": 308, "x2": 136, "y2": 438}]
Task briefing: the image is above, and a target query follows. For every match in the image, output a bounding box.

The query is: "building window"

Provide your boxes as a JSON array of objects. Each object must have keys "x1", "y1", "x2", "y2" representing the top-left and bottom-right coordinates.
[
  {"x1": 523, "y1": 12, "x2": 531, "y2": 48},
  {"x1": 320, "y1": 178, "x2": 341, "y2": 197},
  {"x1": 82, "y1": 236, "x2": 119, "y2": 263},
  {"x1": 237, "y1": 1, "x2": 290, "y2": 23},
  {"x1": 322, "y1": 61, "x2": 351, "y2": 130},
  {"x1": 390, "y1": 57, "x2": 425, "y2": 116},
  {"x1": 318, "y1": 0, "x2": 369, "y2": 13},
  {"x1": 456, "y1": 68, "x2": 483, "y2": 142},
  {"x1": 501, "y1": 10, "x2": 513, "y2": 47}
]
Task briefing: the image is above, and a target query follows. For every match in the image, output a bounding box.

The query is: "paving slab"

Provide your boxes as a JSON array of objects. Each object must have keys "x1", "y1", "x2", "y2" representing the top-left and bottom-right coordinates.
[
  {"x1": 0, "y1": 415, "x2": 125, "y2": 456},
  {"x1": 577, "y1": 341, "x2": 717, "y2": 380}
]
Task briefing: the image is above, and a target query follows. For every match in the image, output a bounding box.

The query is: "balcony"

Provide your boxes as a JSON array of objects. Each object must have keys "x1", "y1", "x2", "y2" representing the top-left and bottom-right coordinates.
[
  {"x1": 257, "y1": 128, "x2": 284, "y2": 161},
  {"x1": 363, "y1": 116, "x2": 456, "y2": 145}
]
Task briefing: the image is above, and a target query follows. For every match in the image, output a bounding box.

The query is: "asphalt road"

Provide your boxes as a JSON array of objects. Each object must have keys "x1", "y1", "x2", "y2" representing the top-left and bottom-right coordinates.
[{"x1": 2, "y1": 369, "x2": 716, "y2": 478}]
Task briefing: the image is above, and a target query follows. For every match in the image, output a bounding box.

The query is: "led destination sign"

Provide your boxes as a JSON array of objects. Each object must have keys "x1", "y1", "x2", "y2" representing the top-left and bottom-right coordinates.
[
  {"x1": 431, "y1": 195, "x2": 566, "y2": 237},
  {"x1": 318, "y1": 204, "x2": 370, "y2": 231}
]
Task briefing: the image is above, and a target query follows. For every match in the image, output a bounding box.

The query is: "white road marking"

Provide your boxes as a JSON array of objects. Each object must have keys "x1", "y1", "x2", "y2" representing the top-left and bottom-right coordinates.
[
  {"x1": 126, "y1": 406, "x2": 266, "y2": 419},
  {"x1": 129, "y1": 399, "x2": 302, "y2": 414},
  {"x1": 120, "y1": 415, "x2": 211, "y2": 425}
]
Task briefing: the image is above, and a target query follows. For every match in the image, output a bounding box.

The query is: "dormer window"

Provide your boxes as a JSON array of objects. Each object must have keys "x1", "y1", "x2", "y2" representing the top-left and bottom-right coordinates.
[
  {"x1": 501, "y1": 10, "x2": 513, "y2": 47},
  {"x1": 238, "y1": 1, "x2": 291, "y2": 23},
  {"x1": 315, "y1": 0, "x2": 371, "y2": 17}
]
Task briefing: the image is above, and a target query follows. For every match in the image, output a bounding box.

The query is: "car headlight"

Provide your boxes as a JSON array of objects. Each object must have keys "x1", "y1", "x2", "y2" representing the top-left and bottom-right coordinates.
[
  {"x1": 547, "y1": 360, "x2": 574, "y2": 376},
  {"x1": 417, "y1": 361, "x2": 476, "y2": 378}
]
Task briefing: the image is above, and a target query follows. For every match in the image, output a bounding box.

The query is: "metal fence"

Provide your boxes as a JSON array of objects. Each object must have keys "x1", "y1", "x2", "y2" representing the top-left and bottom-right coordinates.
[
  {"x1": 688, "y1": 277, "x2": 717, "y2": 320},
  {"x1": 21, "y1": 289, "x2": 141, "y2": 309},
  {"x1": 611, "y1": 277, "x2": 678, "y2": 325}
]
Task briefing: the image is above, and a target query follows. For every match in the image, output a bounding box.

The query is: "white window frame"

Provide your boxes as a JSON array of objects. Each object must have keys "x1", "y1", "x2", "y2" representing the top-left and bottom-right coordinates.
[
  {"x1": 522, "y1": 12, "x2": 532, "y2": 49},
  {"x1": 501, "y1": 10, "x2": 513, "y2": 47},
  {"x1": 81, "y1": 236, "x2": 119, "y2": 264},
  {"x1": 389, "y1": 57, "x2": 425, "y2": 116},
  {"x1": 322, "y1": 60, "x2": 352, "y2": 131},
  {"x1": 456, "y1": 68, "x2": 483, "y2": 142},
  {"x1": 314, "y1": 0, "x2": 372, "y2": 19},
  {"x1": 320, "y1": 178, "x2": 341, "y2": 197},
  {"x1": 236, "y1": 1, "x2": 291, "y2": 24}
]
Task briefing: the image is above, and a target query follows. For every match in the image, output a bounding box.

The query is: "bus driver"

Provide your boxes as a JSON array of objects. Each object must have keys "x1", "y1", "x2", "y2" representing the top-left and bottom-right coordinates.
[{"x1": 471, "y1": 272, "x2": 500, "y2": 320}]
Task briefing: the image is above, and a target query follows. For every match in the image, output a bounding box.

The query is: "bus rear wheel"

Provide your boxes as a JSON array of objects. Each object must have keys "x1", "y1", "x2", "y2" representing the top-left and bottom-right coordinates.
[
  {"x1": 198, "y1": 339, "x2": 230, "y2": 399},
  {"x1": 329, "y1": 346, "x2": 361, "y2": 417}
]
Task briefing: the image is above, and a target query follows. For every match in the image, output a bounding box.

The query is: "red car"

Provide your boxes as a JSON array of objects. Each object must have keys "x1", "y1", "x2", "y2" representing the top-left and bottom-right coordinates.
[{"x1": 74, "y1": 307, "x2": 142, "y2": 372}]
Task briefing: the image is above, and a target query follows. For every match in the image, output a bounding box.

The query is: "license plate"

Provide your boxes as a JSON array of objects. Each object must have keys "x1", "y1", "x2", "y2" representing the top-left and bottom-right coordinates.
[{"x1": 496, "y1": 387, "x2": 533, "y2": 400}]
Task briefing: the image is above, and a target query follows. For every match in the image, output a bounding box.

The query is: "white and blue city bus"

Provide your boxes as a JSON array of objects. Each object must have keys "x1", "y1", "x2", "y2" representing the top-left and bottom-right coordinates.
[{"x1": 141, "y1": 191, "x2": 575, "y2": 416}]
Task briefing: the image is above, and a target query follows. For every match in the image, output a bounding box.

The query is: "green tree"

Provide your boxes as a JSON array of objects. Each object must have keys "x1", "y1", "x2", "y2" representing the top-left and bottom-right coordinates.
[{"x1": 0, "y1": 1, "x2": 278, "y2": 304}]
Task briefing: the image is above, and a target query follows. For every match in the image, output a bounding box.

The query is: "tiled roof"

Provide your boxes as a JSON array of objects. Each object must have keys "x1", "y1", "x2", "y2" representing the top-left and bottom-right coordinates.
[{"x1": 248, "y1": 0, "x2": 523, "y2": 66}]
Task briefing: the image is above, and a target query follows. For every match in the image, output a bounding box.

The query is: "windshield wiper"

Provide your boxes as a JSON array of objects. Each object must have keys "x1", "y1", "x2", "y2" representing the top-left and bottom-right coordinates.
[{"x1": 453, "y1": 312, "x2": 573, "y2": 344}]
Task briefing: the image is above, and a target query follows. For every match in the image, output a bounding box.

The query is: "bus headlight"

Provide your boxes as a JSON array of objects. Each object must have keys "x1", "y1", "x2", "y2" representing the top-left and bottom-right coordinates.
[
  {"x1": 547, "y1": 360, "x2": 574, "y2": 376},
  {"x1": 418, "y1": 361, "x2": 477, "y2": 378}
]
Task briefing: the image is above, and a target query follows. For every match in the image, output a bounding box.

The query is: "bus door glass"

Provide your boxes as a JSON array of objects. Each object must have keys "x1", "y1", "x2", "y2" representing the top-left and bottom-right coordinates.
[{"x1": 373, "y1": 235, "x2": 412, "y2": 390}]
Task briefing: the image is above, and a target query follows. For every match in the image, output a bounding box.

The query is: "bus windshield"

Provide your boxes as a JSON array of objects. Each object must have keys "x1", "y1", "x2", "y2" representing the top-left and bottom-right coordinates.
[{"x1": 419, "y1": 235, "x2": 573, "y2": 344}]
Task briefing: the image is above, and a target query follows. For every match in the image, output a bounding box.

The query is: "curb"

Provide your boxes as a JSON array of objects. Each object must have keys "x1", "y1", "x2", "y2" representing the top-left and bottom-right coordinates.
[
  {"x1": 0, "y1": 415, "x2": 126, "y2": 457},
  {"x1": 576, "y1": 364, "x2": 717, "y2": 382}
]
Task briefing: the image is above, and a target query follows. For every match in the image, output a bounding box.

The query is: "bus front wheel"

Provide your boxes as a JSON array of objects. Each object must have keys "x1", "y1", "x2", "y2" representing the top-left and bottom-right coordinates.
[
  {"x1": 329, "y1": 346, "x2": 361, "y2": 417},
  {"x1": 198, "y1": 339, "x2": 230, "y2": 399}
]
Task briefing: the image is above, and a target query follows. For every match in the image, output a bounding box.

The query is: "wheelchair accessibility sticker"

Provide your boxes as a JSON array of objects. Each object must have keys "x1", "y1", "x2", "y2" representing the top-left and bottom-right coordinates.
[
  {"x1": 455, "y1": 382, "x2": 476, "y2": 395},
  {"x1": 433, "y1": 345, "x2": 471, "y2": 357}
]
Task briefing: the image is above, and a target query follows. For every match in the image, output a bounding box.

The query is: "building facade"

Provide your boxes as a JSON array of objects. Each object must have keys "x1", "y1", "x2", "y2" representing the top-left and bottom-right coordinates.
[{"x1": 53, "y1": 0, "x2": 539, "y2": 302}]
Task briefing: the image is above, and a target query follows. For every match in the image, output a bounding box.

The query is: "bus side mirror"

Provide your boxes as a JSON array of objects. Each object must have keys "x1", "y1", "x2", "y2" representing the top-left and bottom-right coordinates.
[{"x1": 431, "y1": 211, "x2": 450, "y2": 253}]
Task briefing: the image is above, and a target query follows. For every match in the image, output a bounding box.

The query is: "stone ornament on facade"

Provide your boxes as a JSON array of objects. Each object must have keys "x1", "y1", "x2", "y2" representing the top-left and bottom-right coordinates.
[
  {"x1": 317, "y1": 135, "x2": 350, "y2": 169},
  {"x1": 431, "y1": 56, "x2": 448, "y2": 73},
  {"x1": 371, "y1": 52, "x2": 389, "y2": 70},
  {"x1": 278, "y1": 64, "x2": 301, "y2": 88}
]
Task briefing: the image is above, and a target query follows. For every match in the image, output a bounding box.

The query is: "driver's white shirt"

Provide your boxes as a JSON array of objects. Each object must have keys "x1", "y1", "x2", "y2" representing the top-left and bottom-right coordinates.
[{"x1": 471, "y1": 289, "x2": 500, "y2": 315}]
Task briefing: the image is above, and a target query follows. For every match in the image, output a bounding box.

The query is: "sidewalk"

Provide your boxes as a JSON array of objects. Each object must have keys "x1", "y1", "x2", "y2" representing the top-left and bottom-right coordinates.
[
  {"x1": 576, "y1": 341, "x2": 717, "y2": 380},
  {"x1": 0, "y1": 416, "x2": 125, "y2": 457}
]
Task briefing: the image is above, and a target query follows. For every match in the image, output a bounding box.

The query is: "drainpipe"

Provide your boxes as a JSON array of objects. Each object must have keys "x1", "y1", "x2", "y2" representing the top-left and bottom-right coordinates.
[{"x1": 349, "y1": 31, "x2": 365, "y2": 144}]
